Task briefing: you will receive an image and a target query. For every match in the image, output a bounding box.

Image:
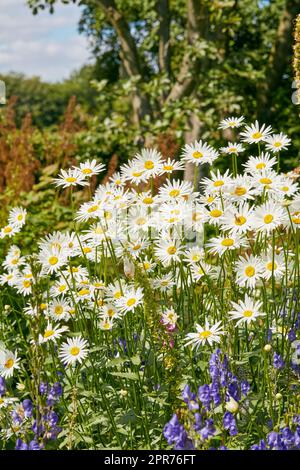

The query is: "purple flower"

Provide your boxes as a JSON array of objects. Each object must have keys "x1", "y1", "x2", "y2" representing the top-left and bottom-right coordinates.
[
  {"x1": 251, "y1": 439, "x2": 267, "y2": 450},
  {"x1": 210, "y1": 381, "x2": 221, "y2": 406},
  {"x1": 22, "y1": 399, "x2": 33, "y2": 418},
  {"x1": 0, "y1": 377, "x2": 6, "y2": 396},
  {"x1": 200, "y1": 418, "x2": 216, "y2": 440},
  {"x1": 198, "y1": 384, "x2": 211, "y2": 410},
  {"x1": 182, "y1": 385, "x2": 199, "y2": 411},
  {"x1": 29, "y1": 440, "x2": 41, "y2": 450},
  {"x1": 223, "y1": 411, "x2": 238, "y2": 436},
  {"x1": 39, "y1": 382, "x2": 48, "y2": 395},
  {"x1": 273, "y1": 352, "x2": 285, "y2": 370},
  {"x1": 288, "y1": 329, "x2": 296, "y2": 342},
  {"x1": 15, "y1": 439, "x2": 29, "y2": 450},
  {"x1": 163, "y1": 414, "x2": 194, "y2": 450},
  {"x1": 194, "y1": 412, "x2": 202, "y2": 432},
  {"x1": 267, "y1": 431, "x2": 286, "y2": 450},
  {"x1": 241, "y1": 380, "x2": 250, "y2": 396}
]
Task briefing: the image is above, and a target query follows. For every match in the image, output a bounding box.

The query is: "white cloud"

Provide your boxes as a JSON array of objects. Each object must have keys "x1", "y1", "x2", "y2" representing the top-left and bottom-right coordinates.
[{"x1": 0, "y1": 0, "x2": 92, "y2": 82}]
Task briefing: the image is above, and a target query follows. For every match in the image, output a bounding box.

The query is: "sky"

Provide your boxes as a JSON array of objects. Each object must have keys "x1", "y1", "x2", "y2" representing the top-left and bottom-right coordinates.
[{"x1": 0, "y1": 0, "x2": 91, "y2": 82}]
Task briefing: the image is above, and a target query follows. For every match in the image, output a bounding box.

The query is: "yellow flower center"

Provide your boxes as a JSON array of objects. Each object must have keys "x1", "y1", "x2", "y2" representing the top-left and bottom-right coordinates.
[
  {"x1": 274, "y1": 142, "x2": 282, "y2": 148},
  {"x1": 66, "y1": 177, "x2": 77, "y2": 183},
  {"x1": 4, "y1": 358, "x2": 14, "y2": 369},
  {"x1": 192, "y1": 254, "x2": 201, "y2": 262},
  {"x1": 234, "y1": 187, "x2": 247, "y2": 196},
  {"x1": 207, "y1": 196, "x2": 215, "y2": 203},
  {"x1": 58, "y1": 285, "x2": 66, "y2": 292},
  {"x1": 245, "y1": 266, "x2": 255, "y2": 277},
  {"x1": 88, "y1": 205, "x2": 99, "y2": 213},
  {"x1": 144, "y1": 160, "x2": 154, "y2": 170},
  {"x1": 44, "y1": 330, "x2": 54, "y2": 338},
  {"x1": 126, "y1": 298, "x2": 136, "y2": 307},
  {"x1": 228, "y1": 121, "x2": 237, "y2": 127},
  {"x1": 292, "y1": 216, "x2": 300, "y2": 224},
  {"x1": 78, "y1": 288, "x2": 90, "y2": 296},
  {"x1": 11, "y1": 259, "x2": 18, "y2": 265},
  {"x1": 192, "y1": 151, "x2": 203, "y2": 159},
  {"x1": 70, "y1": 346, "x2": 80, "y2": 356},
  {"x1": 136, "y1": 217, "x2": 146, "y2": 226},
  {"x1": 266, "y1": 261, "x2": 277, "y2": 271},
  {"x1": 213, "y1": 180, "x2": 224, "y2": 188},
  {"x1": 40, "y1": 303, "x2": 47, "y2": 310},
  {"x1": 164, "y1": 165, "x2": 174, "y2": 171},
  {"x1": 114, "y1": 292, "x2": 121, "y2": 299},
  {"x1": 54, "y1": 306, "x2": 63, "y2": 315},
  {"x1": 199, "y1": 331, "x2": 212, "y2": 339},
  {"x1": 23, "y1": 280, "x2": 31, "y2": 288},
  {"x1": 169, "y1": 189, "x2": 180, "y2": 197},
  {"x1": 229, "y1": 147, "x2": 237, "y2": 153},
  {"x1": 104, "y1": 211, "x2": 112, "y2": 220},
  {"x1": 133, "y1": 171, "x2": 143, "y2": 177},
  {"x1": 107, "y1": 309, "x2": 114, "y2": 317},
  {"x1": 3, "y1": 226, "x2": 12, "y2": 234},
  {"x1": 167, "y1": 245, "x2": 177, "y2": 255},
  {"x1": 48, "y1": 256, "x2": 58, "y2": 266},
  {"x1": 235, "y1": 215, "x2": 246, "y2": 226},
  {"x1": 281, "y1": 186, "x2": 289, "y2": 192},
  {"x1": 210, "y1": 209, "x2": 223, "y2": 218},
  {"x1": 243, "y1": 310, "x2": 253, "y2": 318},
  {"x1": 17, "y1": 214, "x2": 23, "y2": 221},
  {"x1": 132, "y1": 244, "x2": 141, "y2": 251},
  {"x1": 256, "y1": 162, "x2": 266, "y2": 169},
  {"x1": 260, "y1": 178, "x2": 272, "y2": 185},
  {"x1": 82, "y1": 168, "x2": 92, "y2": 174},
  {"x1": 264, "y1": 214, "x2": 274, "y2": 224},
  {"x1": 252, "y1": 132, "x2": 262, "y2": 139},
  {"x1": 221, "y1": 238, "x2": 234, "y2": 247},
  {"x1": 143, "y1": 197, "x2": 153, "y2": 205}
]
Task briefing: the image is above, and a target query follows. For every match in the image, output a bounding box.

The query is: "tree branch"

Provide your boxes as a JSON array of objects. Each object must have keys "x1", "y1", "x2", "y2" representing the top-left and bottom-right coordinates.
[
  {"x1": 157, "y1": 0, "x2": 171, "y2": 76},
  {"x1": 166, "y1": 0, "x2": 209, "y2": 103}
]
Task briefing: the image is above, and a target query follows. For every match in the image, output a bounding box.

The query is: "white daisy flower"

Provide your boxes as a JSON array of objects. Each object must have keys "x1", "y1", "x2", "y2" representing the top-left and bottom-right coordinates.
[
  {"x1": 240, "y1": 120, "x2": 272, "y2": 144},
  {"x1": 220, "y1": 142, "x2": 244, "y2": 155},
  {"x1": 190, "y1": 262, "x2": 212, "y2": 281},
  {"x1": 265, "y1": 133, "x2": 291, "y2": 153},
  {"x1": 0, "y1": 224, "x2": 20, "y2": 239},
  {"x1": 116, "y1": 287, "x2": 144, "y2": 313},
  {"x1": 74, "y1": 159, "x2": 105, "y2": 177},
  {"x1": 229, "y1": 295, "x2": 265, "y2": 326},
  {"x1": 235, "y1": 254, "x2": 264, "y2": 288},
  {"x1": 218, "y1": 116, "x2": 245, "y2": 129},
  {"x1": 0, "y1": 349, "x2": 20, "y2": 378},
  {"x1": 206, "y1": 234, "x2": 245, "y2": 256},
  {"x1": 133, "y1": 148, "x2": 164, "y2": 177},
  {"x1": 221, "y1": 203, "x2": 255, "y2": 234},
  {"x1": 161, "y1": 308, "x2": 178, "y2": 326},
  {"x1": 181, "y1": 140, "x2": 219, "y2": 166},
  {"x1": 161, "y1": 158, "x2": 185, "y2": 173},
  {"x1": 158, "y1": 179, "x2": 194, "y2": 203},
  {"x1": 59, "y1": 336, "x2": 89, "y2": 366},
  {"x1": 252, "y1": 202, "x2": 287, "y2": 234},
  {"x1": 8, "y1": 207, "x2": 27, "y2": 227},
  {"x1": 201, "y1": 169, "x2": 232, "y2": 194},
  {"x1": 39, "y1": 322, "x2": 69, "y2": 344},
  {"x1": 185, "y1": 321, "x2": 224, "y2": 349},
  {"x1": 39, "y1": 247, "x2": 67, "y2": 275},
  {"x1": 243, "y1": 153, "x2": 277, "y2": 174},
  {"x1": 154, "y1": 238, "x2": 184, "y2": 265},
  {"x1": 261, "y1": 252, "x2": 286, "y2": 280},
  {"x1": 53, "y1": 168, "x2": 89, "y2": 188}
]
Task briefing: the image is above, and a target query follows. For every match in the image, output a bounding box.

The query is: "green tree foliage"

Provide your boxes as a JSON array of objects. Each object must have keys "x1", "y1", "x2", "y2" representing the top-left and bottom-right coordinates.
[{"x1": 25, "y1": 0, "x2": 300, "y2": 178}]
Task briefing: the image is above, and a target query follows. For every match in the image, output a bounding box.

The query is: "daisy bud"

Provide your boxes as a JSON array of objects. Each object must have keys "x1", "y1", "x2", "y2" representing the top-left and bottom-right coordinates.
[
  {"x1": 120, "y1": 389, "x2": 128, "y2": 397},
  {"x1": 124, "y1": 258, "x2": 135, "y2": 279},
  {"x1": 225, "y1": 397, "x2": 239, "y2": 414},
  {"x1": 275, "y1": 393, "x2": 282, "y2": 401},
  {"x1": 264, "y1": 344, "x2": 272, "y2": 352}
]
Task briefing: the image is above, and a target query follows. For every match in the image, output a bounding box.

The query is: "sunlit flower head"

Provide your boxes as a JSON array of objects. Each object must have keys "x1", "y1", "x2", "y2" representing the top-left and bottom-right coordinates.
[
  {"x1": 218, "y1": 116, "x2": 245, "y2": 130},
  {"x1": 185, "y1": 321, "x2": 224, "y2": 349},
  {"x1": 59, "y1": 336, "x2": 88, "y2": 366},
  {"x1": 240, "y1": 121, "x2": 272, "y2": 144},
  {"x1": 265, "y1": 133, "x2": 291, "y2": 153},
  {"x1": 229, "y1": 295, "x2": 265, "y2": 326},
  {"x1": 53, "y1": 168, "x2": 89, "y2": 189},
  {"x1": 181, "y1": 140, "x2": 219, "y2": 166}
]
